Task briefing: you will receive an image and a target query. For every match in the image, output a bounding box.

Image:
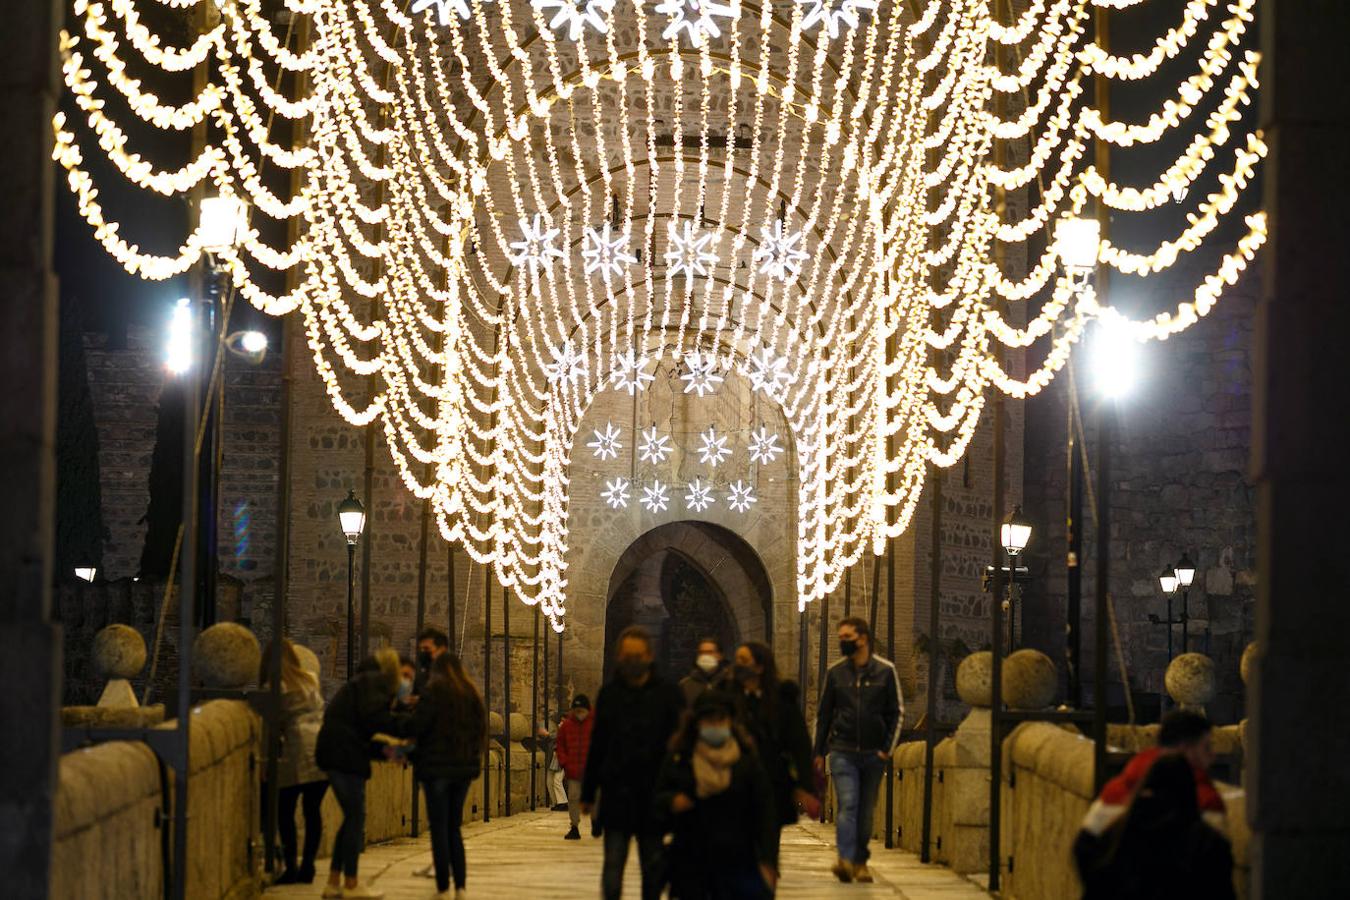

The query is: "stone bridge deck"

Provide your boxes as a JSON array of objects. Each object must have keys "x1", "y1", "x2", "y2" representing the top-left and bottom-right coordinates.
[{"x1": 266, "y1": 810, "x2": 989, "y2": 899}]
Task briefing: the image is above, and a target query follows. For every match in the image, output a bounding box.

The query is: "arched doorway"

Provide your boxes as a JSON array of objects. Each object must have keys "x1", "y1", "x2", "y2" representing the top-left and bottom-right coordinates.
[{"x1": 603, "y1": 521, "x2": 773, "y2": 682}]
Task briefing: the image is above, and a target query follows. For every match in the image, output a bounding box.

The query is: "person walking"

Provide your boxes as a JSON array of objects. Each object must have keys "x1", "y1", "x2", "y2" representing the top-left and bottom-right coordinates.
[
  {"x1": 1074, "y1": 753, "x2": 1236, "y2": 900},
  {"x1": 263, "y1": 639, "x2": 328, "y2": 885},
  {"x1": 555, "y1": 694, "x2": 595, "y2": 839},
  {"x1": 581, "y1": 626, "x2": 686, "y2": 900},
  {"x1": 679, "y1": 636, "x2": 732, "y2": 707},
  {"x1": 315, "y1": 647, "x2": 402, "y2": 899},
  {"x1": 653, "y1": 691, "x2": 779, "y2": 899},
  {"x1": 398, "y1": 653, "x2": 487, "y2": 900},
  {"x1": 731, "y1": 641, "x2": 820, "y2": 870},
  {"x1": 813, "y1": 616, "x2": 904, "y2": 884}
]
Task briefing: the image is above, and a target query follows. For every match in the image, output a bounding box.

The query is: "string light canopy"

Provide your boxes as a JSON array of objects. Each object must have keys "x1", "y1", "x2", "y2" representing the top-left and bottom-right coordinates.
[{"x1": 52, "y1": 0, "x2": 1267, "y2": 630}]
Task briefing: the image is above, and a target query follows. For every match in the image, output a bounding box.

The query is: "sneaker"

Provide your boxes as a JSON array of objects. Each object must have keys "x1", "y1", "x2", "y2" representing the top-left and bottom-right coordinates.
[
  {"x1": 853, "y1": 863, "x2": 874, "y2": 883},
  {"x1": 831, "y1": 858, "x2": 854, "y2": 883},
  {"x1": 564, "y1": 826, "x2": 581, "y2": 840},
  {"x1": 413, "y1": 863, "x2": 435, "y2": 878},
  {"x1": 340, "y1": 883, "x2": 385, "y2": 899},
  {"x1": 321, "y1": 885, "x2": 343, "y2": 899},
  {"x1": 551, "y1": 803, "x2": 568, "y2": 812}
]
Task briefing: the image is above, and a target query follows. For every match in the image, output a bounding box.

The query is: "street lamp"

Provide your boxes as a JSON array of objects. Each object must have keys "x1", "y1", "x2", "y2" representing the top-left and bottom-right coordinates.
[
  {"x1": 990, "y1": 506, "x2": 1034, "y2": 650},
  {"x1": 338, "y1": 490, "x2": 366, "y2": 677},
  {"x1": 1054, "y1": 215, "x2": 1101, "y2": 277},
  {"x1": 1174, "y1": 552, "x2": 1196, "y2": 653},
  {"x1": 199, "y1": 192, "x2": 248, "y2": 255},
  {"x1": 1001, "y1": 505, "x2": 1034, "y2": 557},
  {"x1": 1149, "y1": 563, "x2": 1185, "y2": 664},
  {"x1": 74, "y1": 566, "x2": 97, "y2": 583}
]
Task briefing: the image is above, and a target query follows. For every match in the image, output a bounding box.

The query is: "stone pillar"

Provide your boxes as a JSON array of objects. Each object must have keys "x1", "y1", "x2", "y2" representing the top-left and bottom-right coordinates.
[
  {"x1": 0, "y1": 1, "x2": 62, "y2": 896},
  {"x1": 946, "y1": 652, "x2": 993, "y2": 873},
  {"x1": 1250, "y1": 2, "x2": 1350, "y2": 893}
]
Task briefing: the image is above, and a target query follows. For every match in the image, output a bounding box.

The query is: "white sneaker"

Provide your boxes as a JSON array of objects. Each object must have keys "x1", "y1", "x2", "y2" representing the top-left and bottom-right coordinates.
[
  {"x1": 340, "y1": 883, "x2": 385, "y2": 899},
  {"x1": 321, "y1": 885, "x2": 343, "y2": 899},
  {"x1": 413, "y1": 863, "x2": 435, "y2": 878}
]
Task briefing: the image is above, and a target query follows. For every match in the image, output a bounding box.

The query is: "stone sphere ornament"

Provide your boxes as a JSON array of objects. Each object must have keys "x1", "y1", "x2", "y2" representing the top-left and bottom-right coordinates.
[
  {"x1": 92, "y1": 624, "x2": 147, "y2": 679},
  {"x1": 193, "y1": 622, "x2": 262, "y2": 689},
  {"x1": 1002, "y1": 649, "x2": 1057, "y2": 710},
  {"x1": 1240, "y1": 641, "x2": 1257, "y2": 686},
  {"x1": 956, "y1": 651, "x2": 993, "y2": 707},
  {"x1": 1165, "y1": 652, "x2": 1216, "y2": 710}
]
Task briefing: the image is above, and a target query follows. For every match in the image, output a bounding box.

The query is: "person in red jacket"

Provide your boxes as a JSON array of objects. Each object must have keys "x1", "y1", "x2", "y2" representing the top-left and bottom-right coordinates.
[{"x1": 555, "y1": 693, "x2": 595, "y2": 840}]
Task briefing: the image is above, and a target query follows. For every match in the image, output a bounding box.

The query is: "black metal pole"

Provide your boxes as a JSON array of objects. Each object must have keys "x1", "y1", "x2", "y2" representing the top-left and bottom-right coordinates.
[
  {"x1": 884, "y1": 533, "x2": 896, "y2": 849},
  {"x1": 988, "y1": 388, "x2": 1007, "y2": 891},
  {"x1": 1067, "y1": 389, "x2": 1085, "y2": 707},
  {"x1": 197, "y1": 281, "x2": 219, "y2": 628},
  {"x1": 557, "y1": 623, "x2": 565, "y2": 714},
  {"x1": 920, "y1": 471, "x2": 943, "y2": 863},
  {"x1": 531, "y1": 604, "x2": 539, "y2": 811},
  {"x1": 797, "y1": 608, "x2": 808, "y2": 715},
  {"x1": 1181, "y1": 588, "x2": 1190, "y2": 654},
  {"x1": 542, "y1": 613, "x2": 550, "y2": 733},
  {"x1": 817, "y1": 591, "x2": 829, "y2": 706},
  {"x1": 412, "y1": 497, "x2": 429, "y2": 840},
  {"x1": 1094, "y1": 400, "x2": 1113, "y2": 792},
  {"x1": 447, "y1": 542, "x2": 457, "y2": 653},
  {"x1": 1167, "y1": 593, "x2": 1174, "y2": 662},
  {"x1": 346, "y1": 542, "x2": 356, "y2": 678},
  {"x1": 483, "y1": 573, "x2": 491, "y2": 823},
  {"x1": 504, "y1": 587, "x2": 512, "y2": 817}
]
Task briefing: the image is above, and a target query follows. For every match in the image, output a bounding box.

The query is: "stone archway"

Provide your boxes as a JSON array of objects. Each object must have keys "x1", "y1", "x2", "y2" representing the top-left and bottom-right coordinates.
[{"x1": 601, "y1": 521, "x2": 773, "y2": 681}]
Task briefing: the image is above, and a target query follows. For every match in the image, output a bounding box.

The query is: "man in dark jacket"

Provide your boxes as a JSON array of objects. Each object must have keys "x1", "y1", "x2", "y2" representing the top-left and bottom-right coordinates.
[
  {"x1": 581, "y1": 625, "x2": 685, "y2": 900},
  {"x1": 812, "y1": 616, "x2": 904, "y2": 884},
  {"x1": 678, "y1": 635, "x2": 732, "y2": 706}
]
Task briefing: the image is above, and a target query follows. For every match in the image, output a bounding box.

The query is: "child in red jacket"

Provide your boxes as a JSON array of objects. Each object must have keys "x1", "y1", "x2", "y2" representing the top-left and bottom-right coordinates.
[{"x1": 556, "y1": 694, "x2": 595, "y2": 840}]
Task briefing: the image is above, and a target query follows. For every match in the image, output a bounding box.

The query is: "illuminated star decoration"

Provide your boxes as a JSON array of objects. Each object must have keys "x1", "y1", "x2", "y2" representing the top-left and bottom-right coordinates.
[
  {"x1": 641, "y1": 481, "x2": 671, "y2": 513},
  {"x1": 587, "y1": 422, "x2": 622, "y2": 460},
  {"x1": 696, "y1": 425, "x2": 732, "y2": 467},
  {"x1": 727, "y1": 480, "x2": 757, "y2": 513},
  {"x1": 747, "y1": 426, "x2": 784, "y2": 464},
  {"x1": 638, "y1": 426, "x2": 674, "y2": 464},
  {"x1": 544, "y1": 341, "x2": 588, "y2": 385},
  {"x1": 753, "y1": 220, "x2": 809, "y2": 282},
  {"x1": 745, "y1": 347, "x2": 792, "y2": 396},
  {"x1": 411, "y1": 0, "x2": 471, "y2": 26},
  {"x1": 685, "y1": 479, "x2": 715, "y2": 512},
  {"x1": 610, "y1": 349, "x2": 655, "y2": 395},
  {"x1": 797, "y1": 0, "x2": 878, "y2": 40},
  {"x1": 581, "y1": 223, "x2": 637, "y2": 282},
  {"x1": 680, "y1": 350, "x2": 724, "y2": 397},
  {"x1": 507, "y1": 213, "x2": 564, "y2": 277},
  {"x1": 664, "y1": 220, "x2": 719, "y2": 280},
  {"x1": 654, "y1": 0, "x2": 735, "y2": 46},
  {"x1": 532, "y1": 0, "x2": 615, "y2": 40},
  {"x1": 601, "y1": 477, "x2": 630, "y2": 509}
]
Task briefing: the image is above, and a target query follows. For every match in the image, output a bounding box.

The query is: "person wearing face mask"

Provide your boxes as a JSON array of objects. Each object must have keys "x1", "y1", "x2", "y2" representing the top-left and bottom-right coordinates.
[
  {"x1": 679, "y1": 636, "x2": 732, "y2": 707},
  {"x1": 812, "y1": 616, "x2": 904, "y2": 884},
  {"x1": 555, "y1": 694, "x2": 595, "y2": 839},
  {"x1": 653, "y1": 691, "x2": 779, "y2": 899},
  {"x1": 415, "y1": 627, "x2": 450, "y2": 692},
  {"x1": 731, "y1": 641, "x2": 820, "y2": 871},
  {"x1": 581, "y1": 626, "x2": 686, "y2": 900}
]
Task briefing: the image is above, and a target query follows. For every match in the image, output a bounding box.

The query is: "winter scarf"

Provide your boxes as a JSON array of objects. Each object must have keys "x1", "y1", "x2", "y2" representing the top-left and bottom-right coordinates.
[{"x1": 692, "y1": 737, "x2": 742, "y2": 798}]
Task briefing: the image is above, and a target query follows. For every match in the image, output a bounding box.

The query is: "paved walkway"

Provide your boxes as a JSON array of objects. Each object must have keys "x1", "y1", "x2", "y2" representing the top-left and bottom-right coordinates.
[{"x1": 266, "y1": 810, "x2": 989, "y2": 899}]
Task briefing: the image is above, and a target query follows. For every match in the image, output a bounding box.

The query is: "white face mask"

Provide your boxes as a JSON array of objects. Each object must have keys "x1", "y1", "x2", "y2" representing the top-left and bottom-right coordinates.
[{"x1": 696, "y1": 653, "x2": 719, "y2": 674}]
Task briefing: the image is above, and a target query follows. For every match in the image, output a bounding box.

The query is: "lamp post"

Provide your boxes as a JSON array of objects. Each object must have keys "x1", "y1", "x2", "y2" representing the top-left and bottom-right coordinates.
[
  {"x1": 1151, "y1": 564, "x2": 1181, "y2": 663},
  {"x1": 338, "y1": 490, "x2": 366, "y2": 677},
  {"x1": 1000, "y1": 506, "x2": 1034, "y2": 649},
  {"x1": 1174, "y1": 552, "x2": 1196, "y2": 654}
]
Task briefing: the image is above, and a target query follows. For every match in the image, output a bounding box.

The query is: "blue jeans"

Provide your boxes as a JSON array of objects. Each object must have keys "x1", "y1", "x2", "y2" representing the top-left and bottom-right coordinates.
[
  {"x1": 326, "y1": 770, "x2": 366, "y2": 878},
  {"x1": 830, "y1": 751, "x2": 887, "y2": 865},
  {"x1": 422, "y1": 777, "x2": 472, "y2": 892}
]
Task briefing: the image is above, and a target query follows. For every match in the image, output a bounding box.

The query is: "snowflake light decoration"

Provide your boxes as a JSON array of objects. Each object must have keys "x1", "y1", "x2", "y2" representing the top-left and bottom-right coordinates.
[
  {"x1": 685, "y1": 479, "x2": 715, "y2": 512},
  {"x1": 696, "y1": 425, "x2": 732, "y2": 467},
  {"x1": 747, "y1": 426, "x2": 784, "y2": 464},
  {"x1": 641, "y1": 481, "x2": 671, "y2": 513},
  {"x1": 611, "y1": 349, "x2": 656, "y2": 395},
  {"x1": 664, "y1": 220, "x2": 719, "y2": 280},
  {"x1": 745, "y1": 347, "x2": 792, "y2": 396},
  {"x1": 508, "y1": 213, "x2": 564, "y2": 276},
  {"x1": 638, "y1": 426, "x2": 674, "y2": 464},
  {"x1": 680, "y1": 350, "x2": 724, "y2": 397},
  {"x1": 727, "y1": 480, "x2": 757, "y2": 513},
  {"x1": 797, "y1": 0, "x2": 878, "y2": 39},
  {"x1": 581, "y1": 222, "x2": 637, "y2": 282},
  {"x1": 587, "y1": 422, "x2": 622, "y2": 460},
  {"x1": 544, "y1": 341, "x2": 588, "y2": 385},
  {"x1": 753, "y1": 220, "x2": 809, "y2": 282},
  {"x1": 532, "y1": 0, "x2": 614, "y2": 40},
  {"x1": 411, "y1": 0, "x2": 471, "y2": 26},
  {"x1": 655, "y1": 0, "x2": 735, "y2": 46},
  {"x1": 601, "y1": 477, "x2": 630, "y2": 509}
]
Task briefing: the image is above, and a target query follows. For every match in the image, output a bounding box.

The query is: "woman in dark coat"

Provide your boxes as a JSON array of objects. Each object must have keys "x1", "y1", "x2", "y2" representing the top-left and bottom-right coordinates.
[
  {"x1": 653, "y1": 691, "x2": 779, "y2": 900},
  {"x1": 1075, "y1": 753, "x2": 1236, "y2": 900},
  {"x1": 731, "y1": 641, "x2": 821, "y2": 867},
  {"x1": 315, "y1": 647, "x2": 400, "y2": 899},
  {"x1": 398, "y1": 653, "x2": 486, "y2": 899}
]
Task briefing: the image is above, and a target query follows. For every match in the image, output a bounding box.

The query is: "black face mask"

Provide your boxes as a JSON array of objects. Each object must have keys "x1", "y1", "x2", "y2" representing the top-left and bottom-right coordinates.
[
  {"x1": 839, "y1": 639, "x2": 859, "y2": 658},
  {"x1": 416, "y1": 650, "x2": 433, "y2": 670},
  {"x1": 618, "y1": 659, "x2": 650, "y2": 683}
]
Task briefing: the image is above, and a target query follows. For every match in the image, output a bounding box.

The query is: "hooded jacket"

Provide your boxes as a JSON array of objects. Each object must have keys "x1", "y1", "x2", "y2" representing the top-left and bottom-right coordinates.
[{"x1": 812, "y1": 654, "x2": 904, "y2": 758}]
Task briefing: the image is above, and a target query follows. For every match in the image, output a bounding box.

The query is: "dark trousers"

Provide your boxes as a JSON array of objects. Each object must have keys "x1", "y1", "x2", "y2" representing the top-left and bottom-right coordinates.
[
  {"x1": 602, "y1": 829, "x2": 665, "y2": 900},
  {"x1": 326, "y1": 770, "x2": 367, "y2": 878},
  {"x1": 278, "y1": 780, "x2": 327, "y2": 872},
  {"x1": 422, "y1": 777, "x2": 472, "y2": 892}
]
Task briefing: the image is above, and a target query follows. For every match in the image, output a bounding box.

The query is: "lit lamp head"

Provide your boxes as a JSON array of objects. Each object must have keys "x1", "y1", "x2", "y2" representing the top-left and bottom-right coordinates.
[
  {"x1": 1174, "y1": 552, "x2": 1196, "y2": 589},
  {"x1": 1001, "y1": 505, "x2": 1033, "y2": 557},
  {"x1": 337, "y1": 490, "x2": 366, "y2": 546},
  {"x1": 225, "y1": 328, "x2": 269, "y2": 362},
  {"x1": 1158, "y1": 564, "x2": 1179, "y2": 595},
  {"x1": 164, "y1": 297, "x2": 194, "y2": 375},
  {"x1": 74, "y1": 566, "x2": 97, "y2": 583},
  {"x1": 1054, "y1": 215, "x2": 1101, "y2": 275},
  {"x1": 199, "y1": 193, "x2": 248, "y2": 253},
  {"x1": 1088, "y1": 314, "x2": 1142, "y2": 400}
]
